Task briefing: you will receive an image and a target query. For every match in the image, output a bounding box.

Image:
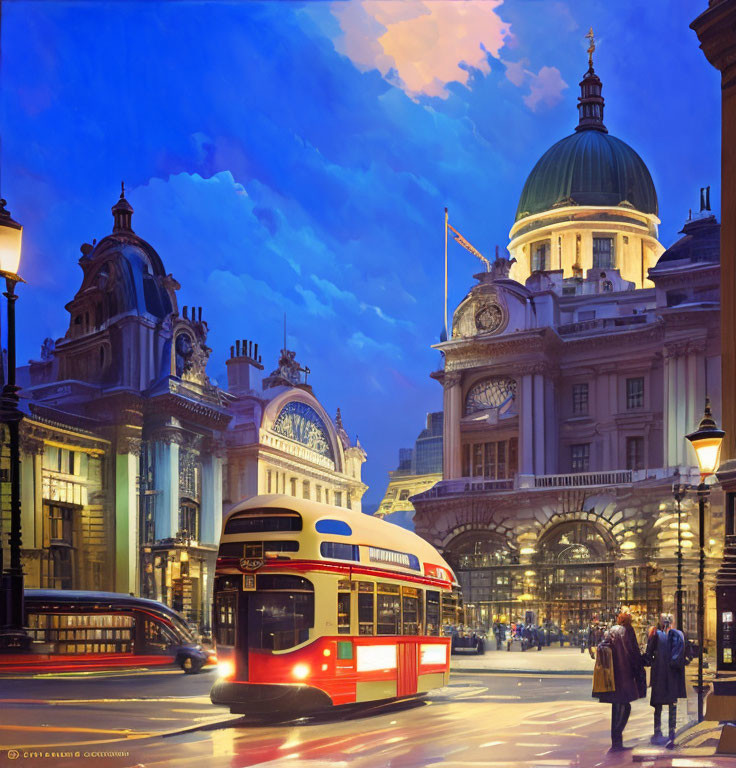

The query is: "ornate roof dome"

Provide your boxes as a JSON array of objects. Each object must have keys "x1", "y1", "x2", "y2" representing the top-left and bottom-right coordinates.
[
  {"x1": 515, "y1": 52, "x2": 658, "y2": 222},
  {"x1": 655, "y1": 212, "x2": 719, "y2": 266}
]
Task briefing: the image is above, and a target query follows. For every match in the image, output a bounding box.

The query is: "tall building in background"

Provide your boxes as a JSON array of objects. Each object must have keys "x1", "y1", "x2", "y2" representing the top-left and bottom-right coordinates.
[
  {"x1": 376, "y1": 412, "x2": 443, "y2": 520},
  {"x1": 412, "y1": 53, "x2": 723, "y2": 643}
]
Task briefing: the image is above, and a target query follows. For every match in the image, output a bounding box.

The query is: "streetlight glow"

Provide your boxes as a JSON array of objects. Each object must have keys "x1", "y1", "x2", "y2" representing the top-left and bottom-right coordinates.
[
  {"x1": 0, "y1": 200, "x2": 22, "y2": 279},
  {"x1": 686, "y1": 398, "x2": 725, "y2": 479}
]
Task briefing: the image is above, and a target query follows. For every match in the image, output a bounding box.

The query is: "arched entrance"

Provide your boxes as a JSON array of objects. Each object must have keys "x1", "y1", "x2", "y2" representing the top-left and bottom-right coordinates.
[
  {"x1": 443, "y1": 529, "x2": 516, "y2": 628},
  {"x1": 534, "y1": 520, "x2": 618, "y2": 631}
]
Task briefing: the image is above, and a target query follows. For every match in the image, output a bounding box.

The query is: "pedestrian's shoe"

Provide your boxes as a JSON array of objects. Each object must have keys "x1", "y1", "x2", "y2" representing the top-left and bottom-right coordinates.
[
  {"x1": 650, "y1": 732, "x2": 668, "y2": 746},
  {"x1": 666, "y1": 732, "x2": 676, "y2": 750}
]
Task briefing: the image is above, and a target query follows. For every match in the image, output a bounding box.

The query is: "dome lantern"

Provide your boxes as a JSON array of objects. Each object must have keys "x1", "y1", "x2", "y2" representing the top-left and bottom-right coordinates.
[
  {"x1": 576, "y1": 28, "x2": 607, "y2": 133},
  {"x1": 112, "y1": 181, "x2": 134, "y2": 233}
]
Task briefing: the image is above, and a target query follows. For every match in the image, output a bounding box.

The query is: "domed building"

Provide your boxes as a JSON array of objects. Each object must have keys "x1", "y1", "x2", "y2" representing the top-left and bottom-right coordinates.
[
  {"x1": 411, "y1": 46, "x2": 724, "y2": 647},
  {"x1": 508, "y1": 62, "x2": 663, "y2": 287}
]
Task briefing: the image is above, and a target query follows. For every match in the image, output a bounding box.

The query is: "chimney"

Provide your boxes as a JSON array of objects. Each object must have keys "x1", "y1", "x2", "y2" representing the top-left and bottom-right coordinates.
[
  {"x1": 230, "y1": 345, "x2": 235, "y2": 358},
  {"x1": 706, "y1": 185, "x2": 711, "y2": 211},
  {"x1": 183, "y1": 306, "x2": 188, "y2": 320},
  {"x1": 198, "y1": 307, "x2": 202, "y2": 322},
  {"x1": 226, "y1": 337, "x2": 265, "y2": 395},
  {"x1": 700, "y1": 187, "x2": 705, "y2": 212}
]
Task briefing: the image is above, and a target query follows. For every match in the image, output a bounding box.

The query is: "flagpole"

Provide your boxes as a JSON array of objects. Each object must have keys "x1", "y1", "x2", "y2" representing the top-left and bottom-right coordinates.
[{"x1": 444, "y1": 207, "x2": 448, "y2": 339}]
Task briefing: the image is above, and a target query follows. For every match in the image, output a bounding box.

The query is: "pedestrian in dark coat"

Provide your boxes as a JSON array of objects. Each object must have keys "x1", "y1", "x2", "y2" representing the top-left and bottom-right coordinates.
[
  {"x1": 594, "y1": 610, "x2": 646, "y2": 752},
  {"x1": 644, "y1": 613, "x2": 687, "y2": 747}
]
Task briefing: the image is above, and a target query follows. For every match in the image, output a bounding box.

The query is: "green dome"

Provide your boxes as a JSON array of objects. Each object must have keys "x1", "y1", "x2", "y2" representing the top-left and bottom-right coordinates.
[{"x1": 515, "y1": 129, "x2": 658, "y2": 221}]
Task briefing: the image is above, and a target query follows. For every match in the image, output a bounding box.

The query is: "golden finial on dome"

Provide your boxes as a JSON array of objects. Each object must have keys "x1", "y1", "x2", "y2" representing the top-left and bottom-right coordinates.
[{"x1": 586, "y1": 27, "x2": 596, "y2": 70}]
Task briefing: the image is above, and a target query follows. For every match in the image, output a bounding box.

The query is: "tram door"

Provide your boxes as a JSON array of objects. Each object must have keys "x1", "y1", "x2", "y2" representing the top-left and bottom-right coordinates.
[
  {"x1": 397, "y1": 641, "x2": 418, "y2": 697},
  {"x1": 236, "y1": 590, "x2": 250, "y2": 681}
]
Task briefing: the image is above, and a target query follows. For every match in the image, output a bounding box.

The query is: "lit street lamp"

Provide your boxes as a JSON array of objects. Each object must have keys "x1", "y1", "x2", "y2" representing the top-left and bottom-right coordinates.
[
  {"x1": 686, "y1": 398, "x2": 725, "y2": 722},
  {"x1": 0, "y1": 197, "x2": 30, "y2": 652}
]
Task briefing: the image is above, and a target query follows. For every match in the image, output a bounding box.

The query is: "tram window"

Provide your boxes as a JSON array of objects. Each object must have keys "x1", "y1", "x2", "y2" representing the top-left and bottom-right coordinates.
[
  {"x1": 377, "y1": 591, "x2": 400, "y2": 635},
  {"x1": 368, "y1": 547, "x2": 421, "y2": 571},
  {"x1": 224, "y1": 510, "x2": 302, "y2": 535},
  {"x1": 218, "y1": 541, "x2": 299, "y2": 558},
  {"x1": 249, "y1": 590, "x2": 314, "y2": 651},
  {"x1": 214, "y1": 591, "x2": 237, "y2": 646},
  {"x1": 257, "y1": 574, "x2": 314, "y2": 591},
  {"x1": 401, "y1": 587, "x2": 420, "y2": 635},
  {"x1": 320, "y1": 542, "x2": 359, "y2": 561},
  {"x1": 337, "y1": 590, "x2": 351, "y2": 634},
  {"x1": 426, "y1": 591, "x2": 441, "y2": 636},
  {"x1": 358, "y1": 582, "x2": 375, "y2": 635},
  {"x1": 28, "y1": 613, "x2": 133, "y2": 654}
]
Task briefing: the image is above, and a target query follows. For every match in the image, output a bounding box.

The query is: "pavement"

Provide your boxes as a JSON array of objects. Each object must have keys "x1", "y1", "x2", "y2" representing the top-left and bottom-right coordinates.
[{"x1": 451, "y1": 644, "x2": 597, "y2": 675}]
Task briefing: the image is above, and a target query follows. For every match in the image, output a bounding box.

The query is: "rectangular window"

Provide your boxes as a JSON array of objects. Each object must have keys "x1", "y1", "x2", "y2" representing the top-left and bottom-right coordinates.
[
  {"x1": 376, "y1": 591, "x2": 400, "y2": 635},
  {"x1": 46, "y1": 504, "x2": 73, "y2": 543},
  {"x1": 593, "y1": 236, "x2": 614, "y2": 268},
  {"x1": 626, "y1": 377, "x2": 644, "y2": 409},
  {"x1": 572, "y1": 383, "x2": 589, "y2": 415},
  {"x1": 462, "y1": 444, "x2": 470, "y2": 477},
  {"x1": 425, "y1": 590, "x2": 441, "y2": 636},
  {"x1": 626, "y1": 437, "x2": 645, "y2": 470},
  {"x1": 497, "y1": 441, "x2": 507, "y2": 479},
  {"x1": 320, "y1": 541, "x2": 359, "y2": 561},
  {"x1": 337, "y1": 584, "x2": 351, "y2": 635},
  {"x1": 508, "y1": 437, "x2": 518, "y2": 477},
  {"x1": 334, "y1": 491, "x2": 342, "y2": 507},
  {"x1": 213, "y1": 587, "x2": 237, "y2": 646},
  {"x1": 316, "y1": 485, "x2": 322, "y2": 503},
  {"x1": 224, "y1": 511, "x2": 302, "y2": 535},
  {"x1": 571, "y1": 443, "x2": 590, "y2": 472},
  {"x1": 472, "y1": 444, "x2": 483, "y2": 477},
  {"x1": 290, "y1": 478, "x2": 297, "y2": 496},
  {"x1": 358, "y1": 582, "x2": 375, "y2": 635},
  {"x1": 267, "y1": 470, "x2": 272, "y2": 494},
  {"x1": 483, "y1": 442, "x2": 496, "y2": 479},
  {"x1": 531, "y1": 240, "x2": 549, "y2": 272},
  {"x1": 368, "y1": 547, "x2": 420, "y2": 571},
  {"x1": 179, "y1": 503, "x2": 199, "y2": 539},
  {"x1": 302, "y1": 480, "x2": 310, "y2": 499},
  {"x1": 401, "y1": 587, "x2": 421, "y2": 635}
]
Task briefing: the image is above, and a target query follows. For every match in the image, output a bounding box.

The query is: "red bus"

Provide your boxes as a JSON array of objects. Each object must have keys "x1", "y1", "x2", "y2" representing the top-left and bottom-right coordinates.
[{"x1": 210, "y1": 494, "x2": 458, "y2": 714}]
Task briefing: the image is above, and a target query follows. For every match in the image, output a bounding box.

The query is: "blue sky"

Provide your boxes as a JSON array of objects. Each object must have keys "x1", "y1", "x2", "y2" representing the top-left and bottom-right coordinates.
[{"x1": 2, "y1": 1, "x2": 720, "y2": 511}]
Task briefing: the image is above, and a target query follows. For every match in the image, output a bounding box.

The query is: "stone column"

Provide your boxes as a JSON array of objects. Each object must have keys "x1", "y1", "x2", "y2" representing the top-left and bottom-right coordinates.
[
  {"x1": 115, "y1": 437, "x2": 140, "y2": 594},
  {"x1": 152, "y1": 436, "x2": 181, "y2": 540},
  {"x1": 442, "y1": 372, "x2": 462, "y2": 479},
  {"x1": 533, "y1": 373, "x2": 546, "y2": 476},
  {"x1": 200, "y1": 452, "x2": 224, "y2": 546},
  {"x1": 518, "y1": 373, "x2": 534, "y2": 485}
]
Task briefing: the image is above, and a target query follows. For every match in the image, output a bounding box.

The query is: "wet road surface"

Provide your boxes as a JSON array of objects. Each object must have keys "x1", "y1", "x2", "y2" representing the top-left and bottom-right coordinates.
[{"x1": 0, "y1": 670, "x2": 672, "y2": 768}]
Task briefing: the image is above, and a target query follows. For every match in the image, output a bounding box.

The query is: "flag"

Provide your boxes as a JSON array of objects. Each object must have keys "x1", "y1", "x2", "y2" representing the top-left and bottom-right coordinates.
[{"x1": 447, "y1": 222, "x2": 491, "y2": 270}]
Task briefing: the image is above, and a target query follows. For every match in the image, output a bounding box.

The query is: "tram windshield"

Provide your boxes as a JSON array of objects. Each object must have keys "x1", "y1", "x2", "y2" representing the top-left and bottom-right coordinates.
[{"x1": 249, "y1": 574, "x2": 314, "y2": 651}]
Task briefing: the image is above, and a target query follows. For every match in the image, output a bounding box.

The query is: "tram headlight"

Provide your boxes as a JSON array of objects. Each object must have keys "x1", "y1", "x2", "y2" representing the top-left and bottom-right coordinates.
[
  {"x1": 217, "y1": 660, "x2": 235, "y2": 679},
  {"x1": 292, "y1": 663, "x2": 310, "y2": 680}
]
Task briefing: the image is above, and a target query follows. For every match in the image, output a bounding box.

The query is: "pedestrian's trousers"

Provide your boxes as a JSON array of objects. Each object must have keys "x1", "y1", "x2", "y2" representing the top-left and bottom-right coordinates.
[
  {"x1": 611, "y1": 702, "x2": 631, "y2": 745},
  {"x1": 653, "y1": 703, "x2": 677, "y2": 735}
]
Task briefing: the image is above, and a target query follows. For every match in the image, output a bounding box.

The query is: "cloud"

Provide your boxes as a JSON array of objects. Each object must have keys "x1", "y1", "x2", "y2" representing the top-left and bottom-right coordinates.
[
  {"x1": 503, "y1": 60, "x2": 568, "y2": 111},
  {"x1": 330, "y1": 0, "x2": 510, "y2": 99}
]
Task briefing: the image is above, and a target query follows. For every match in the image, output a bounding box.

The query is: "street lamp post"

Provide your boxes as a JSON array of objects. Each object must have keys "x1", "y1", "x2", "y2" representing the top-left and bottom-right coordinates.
[
  {"x1": 686, "y1": 398, "x2": 725, "y2": 723},
  {"x1": 672, "y1": 482, "x2": 687, "y2": 633},
  {"x1": 0, "y1": 198, "x2": 30, "y2": 652}
]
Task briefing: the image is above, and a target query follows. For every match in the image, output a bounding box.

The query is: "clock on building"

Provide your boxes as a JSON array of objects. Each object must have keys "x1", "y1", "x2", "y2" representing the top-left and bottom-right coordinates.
[
  {"x1": 474, "y1": 302, "x2": 504, "y2": 333},
  {"x1": 465, "y1": 377, "x2": 517, "y2": 415}
]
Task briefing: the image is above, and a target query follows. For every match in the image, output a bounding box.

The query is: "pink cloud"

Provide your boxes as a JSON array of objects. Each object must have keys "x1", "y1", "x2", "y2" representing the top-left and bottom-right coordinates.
[
  {"x1": 503, "y1": 60, "x2": 568, "y2": 112},
  {"x1": 330, "y1": 0, "x2": 511, "y2": 99}
]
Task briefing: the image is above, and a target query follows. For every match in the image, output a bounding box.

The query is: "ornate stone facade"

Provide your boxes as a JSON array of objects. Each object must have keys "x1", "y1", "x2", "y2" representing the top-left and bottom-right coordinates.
[{"x1": 411, "y1": 57, "x2": 724, "y2": 644}]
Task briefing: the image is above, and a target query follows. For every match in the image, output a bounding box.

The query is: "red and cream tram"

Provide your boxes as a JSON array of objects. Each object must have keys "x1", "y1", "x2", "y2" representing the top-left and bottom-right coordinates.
[{"x1": 210, "y1": 494, "x2": 458, "y2": 714}]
